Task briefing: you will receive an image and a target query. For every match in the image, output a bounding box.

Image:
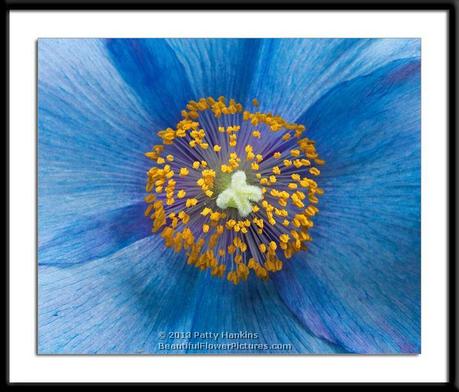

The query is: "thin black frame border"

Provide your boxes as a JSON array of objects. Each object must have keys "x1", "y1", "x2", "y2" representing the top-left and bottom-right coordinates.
[{"x1": 4, "y1": 0, "x2": 457, "y2": 388}]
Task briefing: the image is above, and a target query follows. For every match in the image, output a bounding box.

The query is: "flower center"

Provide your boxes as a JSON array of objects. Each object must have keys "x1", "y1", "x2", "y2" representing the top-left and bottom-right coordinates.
[
  {"x1": 144, "y1": 96, "x2": 324, "y2": 284},
  {"x1": 216, "y1": 171, "x2": 262, "y2": 218}
]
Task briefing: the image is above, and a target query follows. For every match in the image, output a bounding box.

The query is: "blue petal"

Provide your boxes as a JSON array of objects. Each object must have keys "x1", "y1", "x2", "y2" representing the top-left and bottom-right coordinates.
[
  {"x1": 39, "y1": 238, "x2": 200, "y2": 354},
  {"x1": 39, "y1": 203, "x2": 151, "y2": 266},
  {"x1": 39, "y1": 39, "x2": 157, "y2": 241},
  {"x1": 105, "y1": 39, "x2": 195, "y2": 124},
  {"x1": 39, "y1": 237, "x2": 343, "y2": 354},
  {"x1": 248, "y1": 38, "x2": 420, "y2": 120},
  {"x1": 273, "y1": 59, "x2": 421, "y2": 353},
  {"x1": 184, "y1": 275, "x2": 346, "y2": 354},
  {"x1": 165, "y1": 38, "x2": 261, "y2": 102}
]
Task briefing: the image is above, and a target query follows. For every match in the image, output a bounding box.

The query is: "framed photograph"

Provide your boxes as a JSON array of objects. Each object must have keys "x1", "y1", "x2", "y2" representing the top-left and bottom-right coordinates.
[{"x1": 7, "y1": 0, "x2": 456, "y2": 387}]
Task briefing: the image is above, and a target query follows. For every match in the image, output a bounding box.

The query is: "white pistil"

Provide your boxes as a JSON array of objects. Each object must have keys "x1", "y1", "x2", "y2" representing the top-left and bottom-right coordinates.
[{"x1": 216, "y1": 171, "x2": 262, "y2": 217}]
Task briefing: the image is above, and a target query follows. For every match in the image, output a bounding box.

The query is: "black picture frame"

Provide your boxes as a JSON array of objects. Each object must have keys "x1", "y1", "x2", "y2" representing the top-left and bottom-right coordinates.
[{"x1": 5, "y1": 0, "x2": 457, "y2": 388}]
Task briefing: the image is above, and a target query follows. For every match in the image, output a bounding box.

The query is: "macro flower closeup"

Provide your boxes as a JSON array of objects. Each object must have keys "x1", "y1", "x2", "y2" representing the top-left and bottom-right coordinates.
[{"x1": 38, "y1": 38, "x2": 420, "y2": 354}]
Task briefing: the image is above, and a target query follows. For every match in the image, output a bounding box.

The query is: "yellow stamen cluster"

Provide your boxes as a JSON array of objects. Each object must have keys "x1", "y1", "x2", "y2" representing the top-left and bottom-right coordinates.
[
  {"x1": 145, "y1": 96, "x2": 324, "y2": 284},
  {"x1": 220, "y1": 152, "x2": 241, "y2": 174},
  {"x1": 197, "y1": 169, "x2": 216, "y2": 198}
]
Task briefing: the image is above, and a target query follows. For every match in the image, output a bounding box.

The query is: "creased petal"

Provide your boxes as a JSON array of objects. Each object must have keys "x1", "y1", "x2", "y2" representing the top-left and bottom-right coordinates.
[
  {"x1": 184, "y1": 275, "x2": 345, "y2": 354},
  {"x1": 39, "y1": 237, "x2": 343, "y2": 354},
  {"x1": 39, "y1": 203, "x2": 151, "y2": 266},
  {"x1": 105, "y1": 39, "x2": 195, "y2": 124},
  {"x1": 166, "y1": 38, "x2": 261, "y2": 102},
  {"x1": 38, "y1": 39, "x2": 156, "y2": 240},
  {"x1": 273, "y1": 59, "x2": 421, "y2": 353},
  {"x1": 249, "y1": 38, "x2": 420, "y2": 120}
]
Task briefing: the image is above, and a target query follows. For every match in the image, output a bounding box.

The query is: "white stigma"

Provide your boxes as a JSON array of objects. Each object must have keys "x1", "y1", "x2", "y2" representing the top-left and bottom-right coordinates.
[{"x1": 216, "y1": 170, "x2": 262, "y2": 217}]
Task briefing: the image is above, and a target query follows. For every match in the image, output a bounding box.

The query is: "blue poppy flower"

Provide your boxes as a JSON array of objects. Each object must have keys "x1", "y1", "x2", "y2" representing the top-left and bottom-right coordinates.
[{"x1": 38, "y1": 38, "x2": 420, "y2": 354}]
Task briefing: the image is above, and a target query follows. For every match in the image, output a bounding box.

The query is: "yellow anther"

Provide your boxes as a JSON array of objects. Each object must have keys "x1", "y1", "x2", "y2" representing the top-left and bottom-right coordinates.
[
  {"x1": 210, "y1": 211, "x2": 221, "y2": 221},
  {"x1": 166, "y1": 154, "x2": 174, "y2": 161},
  {"x1": 226, "y1": 219, "x2": 236, "y2": 230},
  {"x1": 192, "y1": 161, "x2": 200, "y2": 169},
  {"x1": 176, "y1": 128, "x2": 186, "y2": 138},
  {"x1": 275, "y1": 208, "x2": 288, "y2": 217},
  {"x1": 158, "y1": 128, "x2": 175, "y2": 144},
  {"x1": 272, "y1": 166, "x2": 281, "y2": 175},
  {"x1": 221, "y1": 164, "x2": 232, "y2": 173},
  {"x1": 280, "y1": 234, "x2": 290, "y2": 243},
  {"x1": 144, "y1": 203, "x2": 154, "y2": 217},
  {"x1": 252, "y1": 130, "x2": 261, "y2": 139},
  {"x1": 294, "y1": 191, "x2": 306, "y2": 200},
  {"x1": 229, "y1": 134, "x2": 237, "y2": 147},
  {"x1": 293, "y1": 159, "x2": 303, "y2": 168},
  {"x1": 288, "y1": 183, "x2": 298, "y2": 190},
  {"x1": 201, "y1": 207, "x2": 212, "y2": 216},
  {"x1": 253, "y1": 217, "x2": 264, "y2": 229},
  {"x1": 145, "y1": 194, "x2": 156, "y2": 203},
  {"x1": 309, "y1": 194, "x2": 319, "y2": 204},
  {"x1": 309, "y1": 167, "x2": 321, "y2": 176},
  {"x1": 179, "y1": 211, "x2": 190, "y2": 224},
  {"x1": 177, "y1": 190, "x2": 186, "y2": 199},
  {"x1": 179, "y1": 168, "x2": 189, "y2": 176},
  {"x1": 315, "y1": 187, "x2": 325, "y2": 195},
  {"x1": 185, "y1": 198, "x2": 198, "y2": 208},
  {"x1": 213, "y1": 145, "x2": 221, "y2": 152},
  {"x1": 202, "y1": 224, "x2": 210, "y2": 233},
  {"x1": 282, "y1": 133, "x2": 291, "y2": 141}
]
